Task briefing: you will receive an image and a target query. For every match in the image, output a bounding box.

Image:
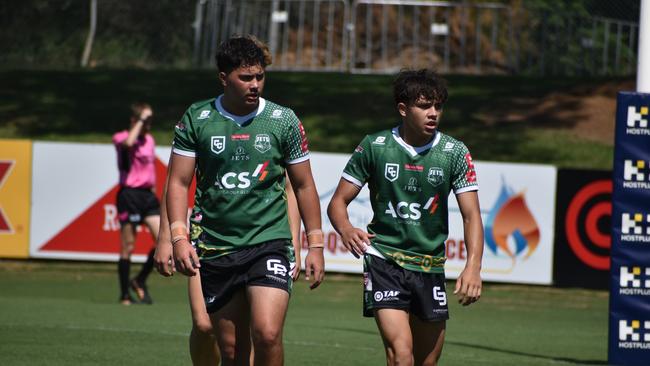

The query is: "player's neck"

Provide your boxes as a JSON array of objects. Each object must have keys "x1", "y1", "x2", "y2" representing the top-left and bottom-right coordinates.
[
  {"x1": 220, "y1": 94, "x2": 258, "y2": 116},
  {"x1": 399, "y1": 125, "x2": 433, "y2": 147}
]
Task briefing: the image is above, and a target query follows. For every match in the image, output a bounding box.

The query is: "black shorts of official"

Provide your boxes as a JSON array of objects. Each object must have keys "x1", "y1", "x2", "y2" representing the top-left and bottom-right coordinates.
[
  {"x1": 363, "y1": 254, "x2": 449, "y2": 322},
  {"x1": 199, "y1": 240, "x2": 294, "y2": 314},
  {"x1": 116, "y1": 187, "x2": 160, "y2": 225}
]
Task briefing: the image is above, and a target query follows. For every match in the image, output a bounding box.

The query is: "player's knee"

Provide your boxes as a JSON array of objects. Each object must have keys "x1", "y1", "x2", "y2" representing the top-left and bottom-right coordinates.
[
  {"x1": 217, "y1": 335, "x2": 237, "y2": 362},
  {"x1": 251, "y1": 327, "x2": 282, "y2": 349},
  {"x1": 386, "y1": 343, "x2": 413, "y2": 366}
]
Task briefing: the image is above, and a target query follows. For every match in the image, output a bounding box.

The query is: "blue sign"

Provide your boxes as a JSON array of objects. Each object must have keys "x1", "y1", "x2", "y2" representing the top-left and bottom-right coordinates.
[{"x1": 609, "y1": 92, "x2": 650, "y2": 365}]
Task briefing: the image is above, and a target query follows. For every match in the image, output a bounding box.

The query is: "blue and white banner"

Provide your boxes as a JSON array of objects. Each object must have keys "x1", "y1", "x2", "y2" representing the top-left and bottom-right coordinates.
[{"x1": 609, "y1": 92, "x2": 650, "y2": 365}]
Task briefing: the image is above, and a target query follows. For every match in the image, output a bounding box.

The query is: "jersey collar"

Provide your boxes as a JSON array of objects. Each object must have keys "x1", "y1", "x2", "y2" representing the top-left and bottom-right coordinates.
[
  {"x1": 214, "y1": 95, "x2": 266, "y2": 126},
  {"x1": 391, "y1": 126, "x2": 440, "y2": 157}
]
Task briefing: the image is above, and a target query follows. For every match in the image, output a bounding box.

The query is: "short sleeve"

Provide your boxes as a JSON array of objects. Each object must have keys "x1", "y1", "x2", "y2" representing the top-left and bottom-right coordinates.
[
  {"x1": 172, "y1": 109, "x2": 197, "y2": 157},
  {"x1": 283, "y1": 110, "x2": 310, "y2": 164},
  {"x1": 342, "y1": 136, "x2": 373, "y2": 188},
  {"x1": 451, "y1": 143, "x2": 479, "y2": 194}
]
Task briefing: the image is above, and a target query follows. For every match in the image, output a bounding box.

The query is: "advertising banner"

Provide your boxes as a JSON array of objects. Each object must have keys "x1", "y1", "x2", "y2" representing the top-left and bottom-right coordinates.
[
  {"x1": 29, "y1": 142, "x2": 178, "y2": 262},
  {"x1": 0, "y1": 139, "x2": 32, "y2": 258},
  {"x1": 27, "y1": 142, "x2": 555, "y2": 285},
  {"x1": 554, "y1": 169, "x2": 612, "y2": 289},
  {"x1": 609, "y1": 92, "x2": 650, "y2": 365}
]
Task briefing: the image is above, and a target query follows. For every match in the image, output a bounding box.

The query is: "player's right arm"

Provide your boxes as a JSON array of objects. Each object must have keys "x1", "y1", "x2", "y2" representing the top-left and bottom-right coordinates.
[
  {"x1": 327, "y1": 179, "x2": 375, "y2": 258},
  {"x1": 154, "y1": 154, "x2": 175, "y2": 277},
  {"x1": 167, "y1": 153, "x2": 198, "y2": 276},
  {"x1": 327, "y1": 136, "x2": 375, "y2": 258}
]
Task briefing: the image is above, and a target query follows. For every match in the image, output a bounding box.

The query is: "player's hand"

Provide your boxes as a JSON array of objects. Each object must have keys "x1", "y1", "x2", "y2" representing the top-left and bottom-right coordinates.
[
  {"x1": 154, "y1": 240, "x2": 175, "y2": 277},
  {"x1": 304, "y1": 248, "x2": 324, "y2": 289},
  {"x1": 173, "y1": 239, "x2": 200, "y2": 277},
  {"x1": 340, "y1": 227, "x2": 375, "y2": 258},
  {"x1": 454, "y1": 265, "x2": 482, "y2": 306}
]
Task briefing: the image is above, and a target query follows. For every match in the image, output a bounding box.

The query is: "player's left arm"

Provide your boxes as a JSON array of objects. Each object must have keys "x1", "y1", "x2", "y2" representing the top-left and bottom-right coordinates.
[
  {"x1": 453, "y1": 190, "x2": 484, "y2": 306},
  {"x1": 286, "y1": 160, "x2": 324, "y2": 289},
  {"x1": 285, "y1": 175, "x2": 302, "y2": 280}
]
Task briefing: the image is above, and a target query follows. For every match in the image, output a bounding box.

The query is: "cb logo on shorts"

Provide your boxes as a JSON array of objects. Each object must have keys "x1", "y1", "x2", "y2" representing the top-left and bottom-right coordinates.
[
  {"x1": 266, "y1": 259, "x2": 287, "y2": 277},
  {"x1": 433, "y1": 286, "x2": 447, "y2": 306}
]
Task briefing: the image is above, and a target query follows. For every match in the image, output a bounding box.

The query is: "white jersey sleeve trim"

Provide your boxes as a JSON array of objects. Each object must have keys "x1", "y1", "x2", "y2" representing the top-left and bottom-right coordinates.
[
  {"x1": 172, "y1": 147, "x2": 196, "y2": 157},
  {"x1": 366, "y1": 245, "x2": 386, "y2": 259},
  {"x1": 286, "y1": 154, "x2": 310, "y2": 165},
  {"x1": 341, "y1": 172, "x2": 364, "y2": 188},
  {"x1": 454, "y1": 185, "x2": 479, "y2": 195}
]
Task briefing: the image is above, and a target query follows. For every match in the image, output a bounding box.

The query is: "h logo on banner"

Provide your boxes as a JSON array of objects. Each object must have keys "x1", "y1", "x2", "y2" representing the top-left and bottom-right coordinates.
[{"x1": 627, "y1": 106, "x2": 649, "y2": 128}]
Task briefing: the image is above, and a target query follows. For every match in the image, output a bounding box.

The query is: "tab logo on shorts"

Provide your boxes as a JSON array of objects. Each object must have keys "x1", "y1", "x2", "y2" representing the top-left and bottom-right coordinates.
[
  {"x1": 385, "y1": 163, "x2": 399, "y2": 182},
  {"x1": 198, "y1": 110, "x2": 211, "y2": 120},
  {"x1": 374, "y1": 290, "x2": 400, "y2": 302},
  {"x1": 627, "y1": 105, "x2": 650, "y2": 135},
  {"x1": 266, "y1": 259, "x2": 287, "y2": 277},
  {"x1": 254, "y1": 134, "x2": 272, "y2": 153},
  {"x1": 427, "y1": 167, "x2": 444, "y2": 187},
  {"x1": 211, "y1": 136, "x2": 225, "y2": 155}
]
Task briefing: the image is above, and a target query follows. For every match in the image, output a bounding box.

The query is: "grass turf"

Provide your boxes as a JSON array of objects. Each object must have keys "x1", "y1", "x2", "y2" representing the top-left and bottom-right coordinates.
[
  {"x1": 0, "y1": 69, "x2": 621, "y2": 169},
  {"x1": 0, "y1": 260, "x2": 608, "y2": 365}
]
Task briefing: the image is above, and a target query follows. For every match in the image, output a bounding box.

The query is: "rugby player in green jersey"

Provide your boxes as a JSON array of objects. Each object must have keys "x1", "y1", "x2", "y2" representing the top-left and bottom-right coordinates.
[
  {"x1": 166, "y1": 35, "x2": 325, "y2": 366},
  {"x1": 328, "y1": 69, "x2": 484, "y2": 366}
]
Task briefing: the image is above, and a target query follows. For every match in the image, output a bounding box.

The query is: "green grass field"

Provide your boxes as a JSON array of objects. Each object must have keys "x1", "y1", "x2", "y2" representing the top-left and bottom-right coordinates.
[
  {"x1": 0, "y1": 70, "x2": 622, "y2": 169},
  {"x1": 0, "y1": 260, "x2": 608, "y2": 366}
]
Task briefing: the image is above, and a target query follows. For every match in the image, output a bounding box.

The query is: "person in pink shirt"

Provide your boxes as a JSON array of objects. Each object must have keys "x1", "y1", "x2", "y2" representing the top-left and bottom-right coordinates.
[{"x1": 112, "y1": 102, "x2": 161, "y2": 305}]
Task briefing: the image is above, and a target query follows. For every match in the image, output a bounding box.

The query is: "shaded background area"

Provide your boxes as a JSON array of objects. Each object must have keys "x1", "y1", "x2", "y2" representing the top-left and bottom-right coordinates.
[{"x1": 0, "y1": 69, "x2": 624, "y2": 168}]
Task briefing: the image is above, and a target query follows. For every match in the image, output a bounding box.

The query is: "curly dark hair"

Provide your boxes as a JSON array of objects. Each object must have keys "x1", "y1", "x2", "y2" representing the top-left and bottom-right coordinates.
[
  {"x1": 393, "y1": 69, "x2": 448, "y2": 106},
  {"x1": 216, "y1": 35, "x2": 271, "y2": 74}
]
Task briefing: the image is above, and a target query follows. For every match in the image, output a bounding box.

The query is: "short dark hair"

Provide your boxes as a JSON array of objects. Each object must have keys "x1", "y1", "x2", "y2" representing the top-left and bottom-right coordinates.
[
  {"x1": 216, "y1": 35, "x2": 271, "y2": 74},
  {"x1": 393, "y1": 69, "x2": 448, "y2": 106}
]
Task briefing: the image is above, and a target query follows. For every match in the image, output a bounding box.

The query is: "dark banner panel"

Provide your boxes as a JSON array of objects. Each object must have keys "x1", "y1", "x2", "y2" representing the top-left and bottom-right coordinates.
[
  {"x1": 554, "y1": 169, "x2": 612, "y2": 289},
  {"x1": 609, "y1": 91, "x2": 650, "y2": 365}
]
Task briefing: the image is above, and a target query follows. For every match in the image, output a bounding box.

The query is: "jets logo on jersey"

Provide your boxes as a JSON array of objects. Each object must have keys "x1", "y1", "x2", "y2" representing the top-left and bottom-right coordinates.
[
  {"x1": 427, "y1": 167, "x2": 444, "y2": 186},
  {"x1": 385, "y1": 163, "x2": 399, "y2": 182},
  {"x1": 254, "y1": 134, "x2": 272, "y2": 153},
  {"x1": 198, "y1": 110, "x2": 211, "y2": 120},
  {"x1": 211, "y1": 136, "x2": 225, "y2": 154}
]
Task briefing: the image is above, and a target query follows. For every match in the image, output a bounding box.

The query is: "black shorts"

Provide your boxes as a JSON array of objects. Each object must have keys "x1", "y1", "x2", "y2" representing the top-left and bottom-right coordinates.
[
  {"x1": 199, "y1": 240, "x2": 294, "y2": 314},
  {"x1": 363, "y1": 254, "x2": 449, "y2": 322},
  {"x1": 116, "y1": 187, "x2": 160, "y2": 224}
]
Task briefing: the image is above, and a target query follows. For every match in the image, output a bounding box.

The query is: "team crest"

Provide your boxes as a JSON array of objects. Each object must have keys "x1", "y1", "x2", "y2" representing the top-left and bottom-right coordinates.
[
  {"x1": 385, "y1": 163, "x2": 399, "y2": 182},
  {"x1": 427, "y1": 167, "x2": 444, "y2": 186},
  {"x1": 211, "y1": 136, "x2": 225, "y2": 154},
  {"x1": 254, "y1": 134, "x2": 272, "y2": 153}
]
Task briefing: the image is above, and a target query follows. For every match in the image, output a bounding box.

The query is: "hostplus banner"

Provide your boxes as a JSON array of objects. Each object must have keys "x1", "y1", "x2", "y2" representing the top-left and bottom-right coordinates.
[{"x1": 609, "y1": 92, "x2": 650, "y2": 364}]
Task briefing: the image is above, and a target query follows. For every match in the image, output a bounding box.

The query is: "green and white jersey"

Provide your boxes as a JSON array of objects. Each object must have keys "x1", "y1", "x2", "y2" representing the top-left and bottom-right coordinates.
[
  {"x1": 342, "y1": 127, "x2": 478, "y2": 273},
  {"x1": 173, "y1": 95, "x2": 309, "y2": 259}
]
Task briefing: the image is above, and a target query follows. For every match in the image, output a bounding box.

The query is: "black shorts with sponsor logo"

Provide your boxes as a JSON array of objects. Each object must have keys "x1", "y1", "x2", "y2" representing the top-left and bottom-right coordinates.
[
  {"x1": 363, "y1": 254, "x2": 449, "y2": 322},
  {"x1": 199, "y1": 240, "x2": 294, "y2": 314},
  {"x1": 116, "y1": 187, "x2": 160, "y2": 224}
]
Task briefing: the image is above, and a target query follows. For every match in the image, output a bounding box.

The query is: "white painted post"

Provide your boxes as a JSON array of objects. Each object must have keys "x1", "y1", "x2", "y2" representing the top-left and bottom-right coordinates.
[{"x1": 638, "y1": 0, "x2": 650, "y2": 92}]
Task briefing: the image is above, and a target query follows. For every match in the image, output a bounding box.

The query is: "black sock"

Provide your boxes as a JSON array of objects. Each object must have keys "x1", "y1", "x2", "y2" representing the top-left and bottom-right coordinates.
[
  {"x1": 118, "y1": 259, "x2": 131, "y2": 299},
  {"x1": 136, "y1": 248, "x2": 155, "y2": 285}
]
